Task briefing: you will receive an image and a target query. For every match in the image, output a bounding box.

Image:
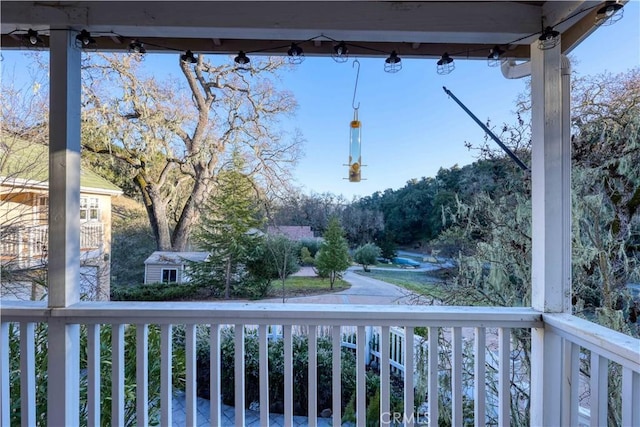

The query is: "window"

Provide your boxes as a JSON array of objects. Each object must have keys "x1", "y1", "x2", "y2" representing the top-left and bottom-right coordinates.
[
  {"x1": 161, "y1": 268, "x2": 178, "y2": 284},
  {"x1": 80, "y1": 197, "x2": 100, "y2": 221},
  {"x1": 36, "y1": 196, "x2": 48, "y2": 224}
]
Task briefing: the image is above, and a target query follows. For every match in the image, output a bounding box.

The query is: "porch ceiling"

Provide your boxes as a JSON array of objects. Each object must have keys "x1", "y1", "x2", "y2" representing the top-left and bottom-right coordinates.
[{"x1": 0, "y1": 1, "x2": 613, "y2": 59}]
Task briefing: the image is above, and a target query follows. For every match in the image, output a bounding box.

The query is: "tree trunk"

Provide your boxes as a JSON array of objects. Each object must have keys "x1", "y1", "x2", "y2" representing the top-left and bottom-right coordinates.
[
  {"x1": 224, "y1": 258, "x2": 232, "y2": 299},
  {"x1": 171, "y1": 178, "x2": 209, "y2": 251},
  {"x1": 135, "y1": 176, "x2": 172, "y2": 251}
]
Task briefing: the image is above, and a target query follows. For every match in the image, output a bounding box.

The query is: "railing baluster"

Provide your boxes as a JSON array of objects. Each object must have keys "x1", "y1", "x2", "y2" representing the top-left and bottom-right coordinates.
[
  {"x1": 474, "y1": 327, "x2": 486, "y2": 427},
  {"x1": 20, "y1": 322, "x2": 35, "y2": 427},
  {"x1": 234, "y1": 324, "x2": 245, "y2": 427},
  {"x1": 404, "y1": 326, "x2": 415, "y2": 427},
  {"x1": 136, "y1": 324, "x2": 148, "y2": 427},
  {"x1": 308, "y1": 325, "x2": 318, "y2": 427},
  {"x1": 622, "y1": 367, "x2": 640, "y2": 427},
  {"x1": 590, "y1": 352, "x2": 608, "y2": 427},
  {"x1": 498, "y1": 327, "x2": 511, "y2": 427},
  {"x1": 1, "y1": 322, "x2": 9, "y2": 427},
  {"x1": 452, "y1": 327, "x2": 462, "y2": 427},
  {"x1": 332, "y1": 325, "x2": 341, "y2": 427},
  {"x1": 357, "y1": 325, "x2": 366, "y2": 427},
  {"x1": 161, "y1": 324, "x2": 173, "y2": 427},
  {"x1": 284, "y1": 325, "x2": 293, "y2": 427},
  {"x1": 428, "y1": 327, "x2": 438, "y2": 427},
  {"x1": 259, "y1": 324, "x2": 270, "y2": 426},
  {"x1": 111, "y1": 323, "x2": 125, "y2": 427},
  {"x1": 380, "y1": 326, "x2": 390, "y2": 425},
  {"x1": 569, "y1": 344, "x2": 580, "y2": 427},
  {"x1": 87, "y1": 324, "x2": 101, "y2": 427},
  {"x1": 210, "y1": 325, "x2": 221, "y2": 427},
  {"x1": 561, "y1": 340, "x2": 579, "y2": 427},
  {"x1": 185, "y1": 324, "x2": 197, "y2": 426}
]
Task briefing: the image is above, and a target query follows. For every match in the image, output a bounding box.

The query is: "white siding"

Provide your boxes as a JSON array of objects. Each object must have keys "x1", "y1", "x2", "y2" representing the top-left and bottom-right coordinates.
[{"x1": 144, "y1": 264, "x2": 183, "y2": 284}]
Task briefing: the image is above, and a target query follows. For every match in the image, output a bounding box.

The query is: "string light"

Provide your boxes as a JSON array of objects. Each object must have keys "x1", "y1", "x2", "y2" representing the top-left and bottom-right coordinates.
[
  {"x1": 128, "y1": 40, "x2": 146, "y2": 54},
  {"x1": 332, "y1": 41, "x2": 349, "y2": 63},
  {"x1": 287, "y1": 43, "x2": 305, "y2": 64},
  {"x1": 595, "y1": 1, "x2": 624, "y2": 26},
  {"x1": 25, "y1": 29, "x2": 43, "y2": 46},
  {"x1": 75, "y1": 30, "x2": 96, "y2": 49},
  {"x1": 234, "y1": 51, "x2": 250, "y2": 72},
  {"x1": 437, "y1": 53, "x2": 455, "y2": 75},
  {"x1": 7, "y1": 2, "x2": 613, "y2": 75},
  {"x1": 384, "y1": 51, "x2": 402, "y2": 73},
  {"x1": 487, "y1": 45, "x2": 504, "y2": 67},
  {"x1": 538, "y1": 27, "x2": 560, "y2": 50},
  {"x1": 180, "y1": 50, "x2": 197, "y2": 64}
]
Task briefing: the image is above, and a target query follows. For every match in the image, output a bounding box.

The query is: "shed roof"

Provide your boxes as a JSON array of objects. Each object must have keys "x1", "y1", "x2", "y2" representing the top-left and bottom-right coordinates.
[{"x1": 144, "y1": 251, "x2": 209, "y2": 265}]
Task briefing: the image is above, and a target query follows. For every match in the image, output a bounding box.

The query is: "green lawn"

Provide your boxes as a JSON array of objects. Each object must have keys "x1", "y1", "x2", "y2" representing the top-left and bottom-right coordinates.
[
  {"x1": 355, "y1": 269, "x2": 445, "y2": 299},
  {"x1": 267, "y1": 276, "x2": 350, "y2": 298}
]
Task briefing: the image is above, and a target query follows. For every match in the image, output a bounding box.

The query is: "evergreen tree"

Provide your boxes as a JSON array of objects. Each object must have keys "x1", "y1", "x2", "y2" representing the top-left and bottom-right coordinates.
[
  {"x1": 189, "y1": 154, "x2": 263, "y2": 299},
  {"x1": 315, "y1": 217, "x2": 350, "y2": 289}
]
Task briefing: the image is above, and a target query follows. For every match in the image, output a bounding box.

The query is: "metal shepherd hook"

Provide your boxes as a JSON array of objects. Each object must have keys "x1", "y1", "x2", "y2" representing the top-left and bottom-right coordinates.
[{"x1": 352, "y1": 58, "x2": 361, "y2": 111}]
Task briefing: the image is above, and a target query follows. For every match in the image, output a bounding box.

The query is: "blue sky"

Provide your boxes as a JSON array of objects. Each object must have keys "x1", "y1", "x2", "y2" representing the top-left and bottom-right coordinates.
[
  {"x1": 2, "y1": 2, "x2": 638, "y2": 200},
  {"x1": 283, "y1": 1, "x2": 639, "y2": 200}
]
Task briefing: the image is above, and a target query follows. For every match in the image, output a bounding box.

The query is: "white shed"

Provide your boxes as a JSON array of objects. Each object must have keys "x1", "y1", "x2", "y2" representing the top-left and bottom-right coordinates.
[{"x1": 144, "y1": 251, "x2": 208, "y2": 284}]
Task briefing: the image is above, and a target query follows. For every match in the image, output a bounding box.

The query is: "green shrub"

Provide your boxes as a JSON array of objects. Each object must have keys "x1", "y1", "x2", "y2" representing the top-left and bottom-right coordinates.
[
  {"x1": 195, "y1": 327, "x2": 359, "y2": 416},
  {"x1": 299, "y1": 238, "x2": 322, "y2": 258},
  {"x1": 354, "y1": 243, "x2": 382, "y2": 272},
  {"x1": 111, "y1": 282, "x2": 201, "y2": 301},
  {"x1": 300, "y1": 246, "x2": 315, "y2": 266}
]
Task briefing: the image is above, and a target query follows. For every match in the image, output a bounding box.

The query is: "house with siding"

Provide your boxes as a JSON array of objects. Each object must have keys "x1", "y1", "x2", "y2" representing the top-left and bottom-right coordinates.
[
  {"x1": 0, "y1": 134, "x2": 122, "y2": 300},
  {"x1": 144, "y1": 251, "x2": 209, "y2": 284}
]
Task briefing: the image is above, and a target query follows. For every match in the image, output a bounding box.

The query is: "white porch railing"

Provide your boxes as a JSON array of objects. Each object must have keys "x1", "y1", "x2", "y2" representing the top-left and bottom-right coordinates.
[
  {"x1": 1, "y1": 302, "x2": 638, "y2": 427},
  {"x1": 0, "y1": 223, "x2": 104, "y2": 267},
  {"x1": 80, "y1": 222, "x2": 104, "y2": 250}
]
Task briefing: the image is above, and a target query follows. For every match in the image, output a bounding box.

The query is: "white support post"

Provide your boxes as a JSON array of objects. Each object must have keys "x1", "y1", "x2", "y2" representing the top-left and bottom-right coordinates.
[
  {"x1": 529, "y1": 38, "x2": 572, "y2": 427},
  {"x1": 47, "y1": 28, "x2": 82, "y2": 427},
  {"x1": 48, "y1": 29, "x2": 81, "y2": 307}
]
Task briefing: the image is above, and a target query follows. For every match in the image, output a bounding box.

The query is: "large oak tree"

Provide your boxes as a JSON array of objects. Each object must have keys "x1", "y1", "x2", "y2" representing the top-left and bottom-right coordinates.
[{"x1": 82, "y1": 53, "x2": 302, "y2": 251}]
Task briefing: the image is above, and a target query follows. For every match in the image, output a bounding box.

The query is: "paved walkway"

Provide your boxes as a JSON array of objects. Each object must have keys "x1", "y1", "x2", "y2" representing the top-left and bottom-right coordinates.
[
  {"x1": 172, "y1": 391, "x2": 333, "y2": 427},
  {"x1": 262, "y1": 266, "x2": 419, "y2": 305}
]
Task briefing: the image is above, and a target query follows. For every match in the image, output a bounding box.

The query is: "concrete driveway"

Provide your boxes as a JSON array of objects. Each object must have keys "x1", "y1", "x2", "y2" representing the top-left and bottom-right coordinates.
[{"x1": 262, "y1": 267, "x2": 418, "y2": 305}]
